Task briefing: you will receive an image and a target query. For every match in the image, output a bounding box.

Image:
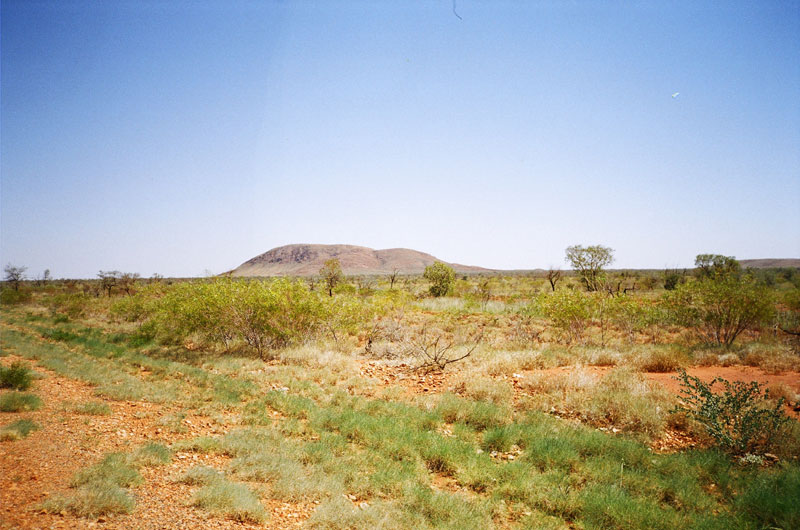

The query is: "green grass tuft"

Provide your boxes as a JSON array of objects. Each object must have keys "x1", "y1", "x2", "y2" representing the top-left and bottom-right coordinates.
[
  {"x1": 65, "y1": 400, "x2": 112, "y2": 415},
  {"x1": 40, "y1": 482, "x2": 135, "y2": 518},
  {"x1": 0, "y1": 418, "x2": 40, "y2": 441},
  {"x1": 179, "y1": 465, "x2": 225, "y2": 485},
  {"x1": 0, "y1": 391, "x2": 43, "y2": 412},
  {"x1": 192, "y1": 476, "x2": 268, "y2": 523},
  {"x1": 71, "y1": 453, "x2": 142, "y2": 488},
  {"x1": 129, "y1": 442, "x2": 171, "y2": 467}
]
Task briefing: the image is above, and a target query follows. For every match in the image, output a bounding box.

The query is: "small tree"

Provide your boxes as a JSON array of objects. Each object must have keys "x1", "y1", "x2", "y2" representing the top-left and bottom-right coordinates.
[
  {"x1": 320, "y1": 258, "x2": 343, "y2": 297},
  {"x1": 4, "y1": 264, "x2": 27, "y2": 291},
  {"x1": 546, "y1": 268, "x2": 562, "y2": 292},
  {"x1": 564, "y1": 245, "x2": 614, "y2": 292},
  {"x1": 97, "y1": 270, "x2": 121, "y2": 297},
  {"x1": 118, "y1": 273, "x2": 140, "y2": 296},
  {"x1": 423, "y1": 262, "x2": 455, "y2": 297},
  {"x1": 388, "y1": 268, "x2": 399, "y2": 290}
]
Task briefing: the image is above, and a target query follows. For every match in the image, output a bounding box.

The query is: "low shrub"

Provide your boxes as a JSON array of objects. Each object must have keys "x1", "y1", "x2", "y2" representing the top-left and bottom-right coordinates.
[
  {"x1": 672, "y1": 369, "x2": 790, "y2": 456},
  {"x1": 0, "y1": 361, "x2": 34, "y2": 390}
]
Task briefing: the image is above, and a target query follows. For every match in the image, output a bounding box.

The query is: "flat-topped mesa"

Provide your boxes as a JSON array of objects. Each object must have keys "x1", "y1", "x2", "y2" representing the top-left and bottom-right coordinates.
[{"x1": 228, "y1": 244, "x2": 489, "y2": 277}]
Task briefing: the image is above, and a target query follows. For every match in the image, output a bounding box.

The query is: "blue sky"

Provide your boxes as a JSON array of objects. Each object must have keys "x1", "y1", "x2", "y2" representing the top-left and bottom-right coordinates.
[{"x1": 2, "y1": 0, "x2": 798, "y2": 278}]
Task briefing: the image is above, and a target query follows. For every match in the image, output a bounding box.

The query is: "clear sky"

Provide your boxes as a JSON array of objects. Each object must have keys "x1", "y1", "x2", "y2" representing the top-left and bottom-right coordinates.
[{"x1": 2, "y1": 0, "x2": 799, "y2": 278}]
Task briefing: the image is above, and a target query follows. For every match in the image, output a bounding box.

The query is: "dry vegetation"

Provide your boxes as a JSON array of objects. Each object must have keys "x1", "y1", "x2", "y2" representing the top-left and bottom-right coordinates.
[{"x1": 1, "y1": 263, "x2": 799, "y2": 528}]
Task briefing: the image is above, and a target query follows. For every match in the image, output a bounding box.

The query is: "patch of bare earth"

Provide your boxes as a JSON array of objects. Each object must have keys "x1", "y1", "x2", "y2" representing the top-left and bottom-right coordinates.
[{"x1": 0, "y1": 355, "x2": 313, "y2": 529}]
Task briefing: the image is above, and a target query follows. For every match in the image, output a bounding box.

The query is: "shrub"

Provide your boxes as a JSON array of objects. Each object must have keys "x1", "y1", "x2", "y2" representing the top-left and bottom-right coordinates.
[
  {"x1": 672, "y1": 369, "x2": 790, "y2": 455},
  {"x1": 0, "y1": 361, "x2": 34, "y2": 390}
]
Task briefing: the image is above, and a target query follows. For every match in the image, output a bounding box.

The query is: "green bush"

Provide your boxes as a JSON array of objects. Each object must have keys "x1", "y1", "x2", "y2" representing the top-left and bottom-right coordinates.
[
  {"x1": 0, "y1": 361, "x2": 34, "y2": 390},
  {"x1": 672, "y1": 369, "x2": 790, "y2": 456},
  {"x1": 46, "y1": 293, "x2": 93, "y2": 318},
  {"x1": 539, "y1": 289, "x2": 593, "y2": 345},
  {"x1": 663, "y1": 276, "x2": 775, "y2": 347},
  {"x1": 423, "y1": 262, "x2": 456, "y2": 297}
]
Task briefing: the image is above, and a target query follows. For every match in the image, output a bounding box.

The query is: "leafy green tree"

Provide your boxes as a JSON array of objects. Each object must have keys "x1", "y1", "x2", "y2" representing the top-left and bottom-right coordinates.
[
  {"x1": 423, "y1": 262, "x2": 455, "y2": 297},
  {"x1": 320, "y1": 258, "x2": 343, "y2": 297},
  {"x1": 564, "y1": 245, "x2": 614, "y2": 292},
  {"x1": 694, "y1": 254, "x2": 740, "y2": 279}
]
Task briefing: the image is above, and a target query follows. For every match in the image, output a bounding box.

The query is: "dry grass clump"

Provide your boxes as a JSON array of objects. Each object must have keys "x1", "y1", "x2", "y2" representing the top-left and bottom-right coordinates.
[
  {"x1": 477, "y1": 350, "x2": 546, "y2": 376},
  {"x1": 450, "y1": 375, "x2": 513, "y2": 405},
  {"x1": 519, "y1": 367, "x2": 674, "y2": 438},
  {"x1": 692, "y1": 343, "x2": 799, "y2": 373},
  {"x1": 741, "y1": 343, "x2": 800, "y2": 374},
  {"x1": 577, "y1": 348, "x2": 624, "y2": 367},
  {"x1": 280, "y1": 346, "x2": 359, "y2": 375},
  {"x1": 634, "y1": 347, "x2": 687, "y2": 373},
  {"x1": 764, "y1": 383, "x2": 798, "y2": 406}
]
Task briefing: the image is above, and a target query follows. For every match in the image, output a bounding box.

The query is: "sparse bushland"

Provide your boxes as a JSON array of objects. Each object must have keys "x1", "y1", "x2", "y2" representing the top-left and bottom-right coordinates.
[{"x1": 3, "y1": 266, "x2": 800, "y2": 528}]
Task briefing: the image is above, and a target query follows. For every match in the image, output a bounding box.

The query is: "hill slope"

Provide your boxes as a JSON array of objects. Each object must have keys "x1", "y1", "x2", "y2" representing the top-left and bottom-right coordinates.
[
  {"x1": 229, "y1": 244, "x2": 489, "y2": 277},
  {"x1": 739, "y1": 258, "x2": 800, "y2": 269}
]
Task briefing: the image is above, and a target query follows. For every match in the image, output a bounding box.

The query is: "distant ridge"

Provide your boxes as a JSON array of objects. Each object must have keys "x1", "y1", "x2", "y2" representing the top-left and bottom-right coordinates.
[
  {"x1": 739, "y1": 258, "x2": 800, "y2": 269},
  {"x1": 229, "y1": 244, "x2": 490, "y2": 277}
]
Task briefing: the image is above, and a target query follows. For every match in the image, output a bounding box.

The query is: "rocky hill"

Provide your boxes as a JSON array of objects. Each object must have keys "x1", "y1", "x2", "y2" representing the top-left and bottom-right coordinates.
[{"x1": 228, "y1": 244, "x2": 489, "y2": 277}]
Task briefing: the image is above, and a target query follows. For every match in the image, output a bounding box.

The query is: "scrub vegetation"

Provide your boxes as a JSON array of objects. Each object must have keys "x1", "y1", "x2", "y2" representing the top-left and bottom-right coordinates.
[{"x1": 1, "y1": 251, "x2": 799, "y2": 528}]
